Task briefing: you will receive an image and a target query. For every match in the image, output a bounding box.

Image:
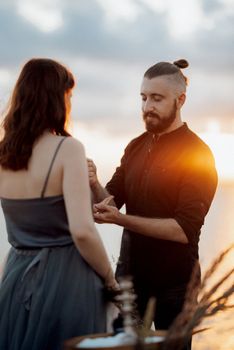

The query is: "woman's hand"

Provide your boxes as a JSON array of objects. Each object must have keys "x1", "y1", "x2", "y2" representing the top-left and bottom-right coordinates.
[{"x1": 104, "y1": 266, "x2": 119, "y2": 290}]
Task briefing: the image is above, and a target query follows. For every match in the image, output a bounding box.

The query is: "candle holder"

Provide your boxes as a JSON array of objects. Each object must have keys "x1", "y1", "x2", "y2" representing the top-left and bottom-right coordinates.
[{"x1": 114, "y1": 276, "x2": 138, "y2": 338}]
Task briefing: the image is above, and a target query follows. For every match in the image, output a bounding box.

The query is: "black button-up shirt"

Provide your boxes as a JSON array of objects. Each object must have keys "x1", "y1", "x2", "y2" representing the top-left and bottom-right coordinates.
[{"x1": 106, "y1": 123, "x2": 218, "y2": 289}]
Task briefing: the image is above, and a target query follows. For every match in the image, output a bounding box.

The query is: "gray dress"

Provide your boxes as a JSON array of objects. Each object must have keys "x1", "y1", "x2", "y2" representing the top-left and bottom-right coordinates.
[{"x1": 0, "y1": 138, "x2": 106, "y2": 350}]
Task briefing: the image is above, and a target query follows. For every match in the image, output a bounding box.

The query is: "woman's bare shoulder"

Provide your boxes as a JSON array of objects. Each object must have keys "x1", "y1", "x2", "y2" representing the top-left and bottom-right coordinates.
[
  {"x1": 61, "y1": 137, "x2": 85, "y2": 159},
  {"x1": 63, "y1": 136, "x2": 84, "y2": 150}
]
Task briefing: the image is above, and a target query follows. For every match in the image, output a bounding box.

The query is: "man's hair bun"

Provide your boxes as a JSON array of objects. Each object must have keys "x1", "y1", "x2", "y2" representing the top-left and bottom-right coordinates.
[{"x1": 173, "y1": 59, "x2": 189, "y2": 69}]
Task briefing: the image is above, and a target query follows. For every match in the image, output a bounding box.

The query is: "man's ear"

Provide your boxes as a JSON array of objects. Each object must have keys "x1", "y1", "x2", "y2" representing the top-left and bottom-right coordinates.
[{"x1": 176, "y1": 93, "x2": 186, "y2": 109}]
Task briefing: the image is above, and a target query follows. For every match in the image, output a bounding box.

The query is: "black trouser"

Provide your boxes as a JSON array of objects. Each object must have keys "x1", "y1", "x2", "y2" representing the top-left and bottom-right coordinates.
[{"x1": 135, "y1": 283, "x2": 192, "y2": 350}]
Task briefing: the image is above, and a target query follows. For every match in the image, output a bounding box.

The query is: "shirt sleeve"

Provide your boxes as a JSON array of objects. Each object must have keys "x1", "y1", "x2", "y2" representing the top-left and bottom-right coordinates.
[
  {"x1": 105, "y1": 152, "x2": 126, "y2": 210},
  {"x1": 174, "y1": 150, "x2": 218, "y2": 246}
]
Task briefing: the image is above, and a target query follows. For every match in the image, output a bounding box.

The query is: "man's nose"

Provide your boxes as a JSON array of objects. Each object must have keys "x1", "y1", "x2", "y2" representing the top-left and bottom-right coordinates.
[{"x1": 143, "y1": 99, "x2": 154, "y2": 113}]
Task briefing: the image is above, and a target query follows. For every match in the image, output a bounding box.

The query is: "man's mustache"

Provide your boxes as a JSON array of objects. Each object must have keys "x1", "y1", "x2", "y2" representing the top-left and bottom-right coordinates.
[{"x1": 143, "y1": 112, "x2": 161, "y2": 120}]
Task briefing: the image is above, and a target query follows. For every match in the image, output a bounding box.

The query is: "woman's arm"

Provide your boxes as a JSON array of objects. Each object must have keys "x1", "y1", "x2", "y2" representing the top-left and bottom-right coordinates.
[{"x1": 62, "y1": 137, "x2": 116, "y2": 287}]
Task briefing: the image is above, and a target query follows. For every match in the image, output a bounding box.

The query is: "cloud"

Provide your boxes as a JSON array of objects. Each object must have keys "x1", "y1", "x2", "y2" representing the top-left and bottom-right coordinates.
[
  {"x1": 139, "y1": 0, "x2": 213, "y2": 39},
  {"x1": 17, "y1": 0, "x2": 63, "y2": 32},
  {"x1": 96, "y1": 0, "x2": 140, "y2": 23},
  {"x1": 0, "y1": 0, "x2": 233, "y2": 134},
  {"x1": 0, "y1": 0, "x2": 233, "y2": 70}
]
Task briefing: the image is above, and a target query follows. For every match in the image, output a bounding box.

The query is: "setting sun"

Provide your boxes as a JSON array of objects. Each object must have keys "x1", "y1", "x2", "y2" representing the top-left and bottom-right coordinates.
[{"x1": 200, "y1": 127, "x2": 234, "y2": 183}]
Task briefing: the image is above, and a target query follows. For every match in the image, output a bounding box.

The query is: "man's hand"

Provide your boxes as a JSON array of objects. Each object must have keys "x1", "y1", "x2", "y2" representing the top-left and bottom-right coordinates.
[
  {"x1": 93, "y1": 196, "x2": 120, "y2": 224},
  {"x1": 87, "y1": 161, "x2": 116, "y2": 205},
  {"x1": 87, "y1": 158, "x2": 98, "y2": 188}
]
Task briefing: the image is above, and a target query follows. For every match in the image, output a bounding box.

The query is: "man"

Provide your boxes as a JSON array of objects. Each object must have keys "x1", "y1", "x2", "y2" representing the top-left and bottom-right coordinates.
[{"x1": 88, "y1": 59, "x2": 218, "y2": 349}]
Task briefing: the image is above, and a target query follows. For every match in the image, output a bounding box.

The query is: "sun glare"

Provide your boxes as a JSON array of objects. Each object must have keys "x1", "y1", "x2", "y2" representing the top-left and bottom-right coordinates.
[
  {"x1": 200, "y1": 122, "x2": 234, "y2": 183},
  {"x1": 71, "y1": 121, "x2": 234, "y2": 184}
]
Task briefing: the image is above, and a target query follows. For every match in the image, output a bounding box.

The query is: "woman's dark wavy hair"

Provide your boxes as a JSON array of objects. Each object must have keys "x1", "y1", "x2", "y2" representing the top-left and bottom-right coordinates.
[{"x1": 0, "y1": 58, "x2": 75, "y2": 170}]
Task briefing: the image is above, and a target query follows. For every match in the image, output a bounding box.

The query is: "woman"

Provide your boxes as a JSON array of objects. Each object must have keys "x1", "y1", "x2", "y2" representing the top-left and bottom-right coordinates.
[{"x1": 0, "y1": 58, "x2": 117, "y2": 350}]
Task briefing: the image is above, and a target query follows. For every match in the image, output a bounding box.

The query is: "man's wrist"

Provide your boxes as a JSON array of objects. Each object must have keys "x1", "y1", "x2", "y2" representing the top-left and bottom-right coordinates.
[{"x1": 115, "y1": 211, "x2": 125, "y2": 226}]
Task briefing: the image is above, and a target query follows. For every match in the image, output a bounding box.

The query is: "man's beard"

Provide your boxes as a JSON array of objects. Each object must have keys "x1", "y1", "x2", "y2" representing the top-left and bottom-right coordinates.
[{"x1": 143, "y1": 101, "x2": 177, "y2": 134}]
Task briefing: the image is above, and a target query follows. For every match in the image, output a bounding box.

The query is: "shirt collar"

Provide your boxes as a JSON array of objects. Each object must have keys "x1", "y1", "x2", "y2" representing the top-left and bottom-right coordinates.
[{"x1": 150, "y1": 123, "x2": 189, "y2": 141}]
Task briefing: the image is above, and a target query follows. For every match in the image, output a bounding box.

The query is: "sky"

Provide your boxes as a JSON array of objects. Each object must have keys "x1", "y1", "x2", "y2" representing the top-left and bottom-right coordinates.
[{"x1": 0, "y1": 0, "x2": 234, "y2": 180}]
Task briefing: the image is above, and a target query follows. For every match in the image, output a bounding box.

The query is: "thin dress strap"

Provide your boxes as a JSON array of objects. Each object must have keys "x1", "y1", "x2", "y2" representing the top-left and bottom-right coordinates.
[{"x1": 40, "y1": 137, "x2": 67, "y2": 198}]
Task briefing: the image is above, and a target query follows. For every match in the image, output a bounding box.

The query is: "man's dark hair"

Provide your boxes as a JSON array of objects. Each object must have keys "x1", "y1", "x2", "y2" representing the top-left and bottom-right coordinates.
[{"x1": 144, "y1": 59, "x2": 189, "y2": 86}]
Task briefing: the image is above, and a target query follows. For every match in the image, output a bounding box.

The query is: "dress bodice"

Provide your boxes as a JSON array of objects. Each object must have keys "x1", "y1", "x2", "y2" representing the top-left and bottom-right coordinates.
[{"x1": 1, "y1": 195, "x2": 73, "y2": 248}]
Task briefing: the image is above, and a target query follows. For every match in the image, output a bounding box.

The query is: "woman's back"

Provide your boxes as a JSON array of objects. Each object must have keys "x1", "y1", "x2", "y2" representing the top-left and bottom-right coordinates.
[
  {"x1": 0, "y1": 132, "x2": 65, "y2": 200},
  {"x1": 0, "y1": 58, "x2": 115, "y2": 350},
  {"x1": 0, "y1": 134, "x2": 107, "y2": 350},
  {"x1": 0, "y1": 134, "x2": 74, "y2": 249}
]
